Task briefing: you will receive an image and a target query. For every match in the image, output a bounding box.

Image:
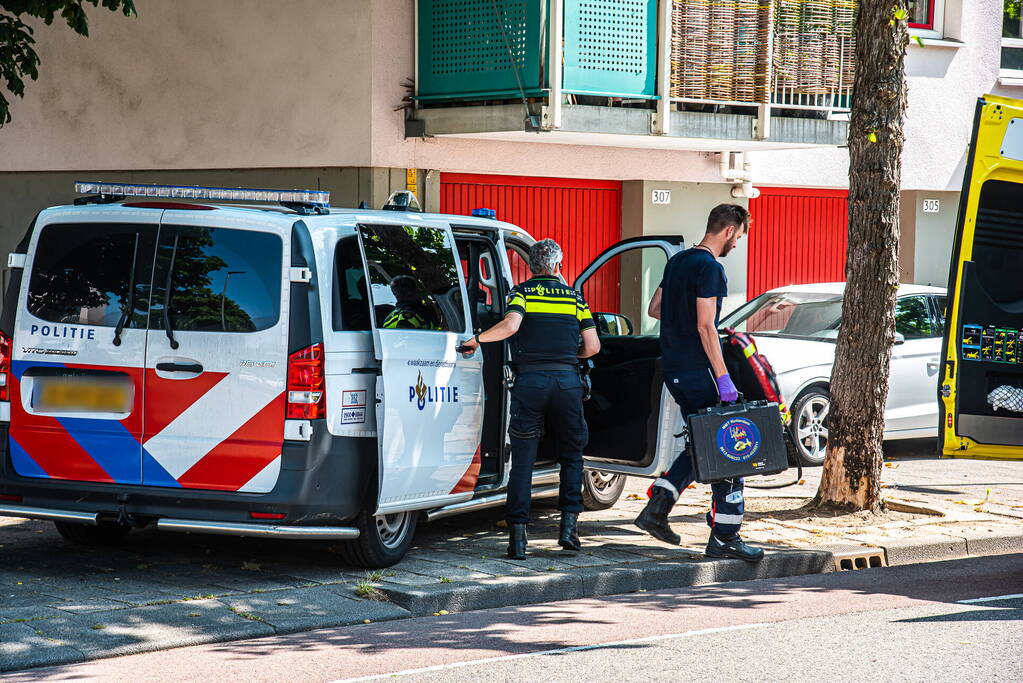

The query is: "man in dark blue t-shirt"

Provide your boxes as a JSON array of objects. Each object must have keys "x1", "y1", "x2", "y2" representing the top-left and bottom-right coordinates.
[{"x1": 634, "y1": 203, "x2": 764, "y2": 563}]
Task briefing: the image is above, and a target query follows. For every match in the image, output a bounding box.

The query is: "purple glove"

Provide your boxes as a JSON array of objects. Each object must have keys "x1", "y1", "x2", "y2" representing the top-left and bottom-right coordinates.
[{"x1": 715, "y1": 373, "x2": 739, "y2": 403}]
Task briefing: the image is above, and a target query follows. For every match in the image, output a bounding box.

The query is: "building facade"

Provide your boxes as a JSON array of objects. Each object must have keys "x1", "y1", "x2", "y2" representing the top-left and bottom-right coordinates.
[{"x1": 0, "y1": 0, "x2": 1013, "y2": 315}]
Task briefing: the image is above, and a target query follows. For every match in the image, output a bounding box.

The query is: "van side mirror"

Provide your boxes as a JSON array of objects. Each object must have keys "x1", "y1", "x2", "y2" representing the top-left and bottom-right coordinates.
[
  {"x1": 894, "y1": 331, "x2": 906, "y2": 345},
  {"x1": 594, "y1": 312, "x2": 634, "y2": 336}
]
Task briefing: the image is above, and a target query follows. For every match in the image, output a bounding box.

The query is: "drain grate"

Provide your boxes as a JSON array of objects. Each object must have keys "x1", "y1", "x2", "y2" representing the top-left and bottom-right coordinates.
[{"x1": 832, "y1": 548, "x2": 887, "y2": 571}]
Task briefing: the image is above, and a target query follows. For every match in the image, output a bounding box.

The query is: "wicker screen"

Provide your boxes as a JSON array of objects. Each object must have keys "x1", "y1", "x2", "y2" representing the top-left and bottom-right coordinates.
[
  {"x1": 670, "y1": 0, "x2": 857, "y2": 107},
  {"x1": 773, "y1": 0, "x2": 856, "y2": 107}
]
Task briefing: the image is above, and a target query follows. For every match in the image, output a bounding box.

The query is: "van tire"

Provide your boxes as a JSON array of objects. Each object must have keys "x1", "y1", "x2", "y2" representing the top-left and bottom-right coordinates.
[
  {"x1": 341, "y1": 508, "x2": 418, "y2": 569},
  {"x1": 53, "y1": 520, "x2": 132, "y2": 546},
  {"x1": 581, "y1": 470, "x2": 627, "y2": 510}
]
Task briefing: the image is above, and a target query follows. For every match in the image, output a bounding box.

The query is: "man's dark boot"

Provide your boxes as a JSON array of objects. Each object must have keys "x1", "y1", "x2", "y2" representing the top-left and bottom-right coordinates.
[
  {"x1": 507, "y1": 523, "x2": 528, "y2": 560},
  {"x1": 558, "y1": 512, "x2": 582, "y2": 551},
  {"x1": 634, "y1": 486, "x2": 681, "y2": 545},
  {"x1": 705, "y1": 533, "x2": 764, "y2": 563}
]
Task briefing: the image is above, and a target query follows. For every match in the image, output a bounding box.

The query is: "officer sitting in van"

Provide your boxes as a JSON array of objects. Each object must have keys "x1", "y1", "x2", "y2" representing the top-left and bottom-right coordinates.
[
  {"x1": 382, "y1": 275, "x2": 440, "y2": 330},
  {"x1": 460, "y1": 239, "x2": 601, "y2": 559}
]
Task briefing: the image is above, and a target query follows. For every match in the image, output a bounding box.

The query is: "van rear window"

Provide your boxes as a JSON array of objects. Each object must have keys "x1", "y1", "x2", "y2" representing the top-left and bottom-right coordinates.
[
  {"x1": 27, "y1": 223, "x2": 155, "y2": 328},
  {"x1": 151, "y1": 226, "x2": 282, "y2": 333}
]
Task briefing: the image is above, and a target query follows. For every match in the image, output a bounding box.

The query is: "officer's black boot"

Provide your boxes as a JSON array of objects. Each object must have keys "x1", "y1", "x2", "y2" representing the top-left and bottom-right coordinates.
[
  {"x1": 705, "y1": 533, "x2": 764, "y2": 563},
  {"x1": 634, "y1": 486, "x2": 681, "y2": 545},
  {"x1": 558, "y1": 512, "x2": 581, "y2": 552},
  {"x1": 507, "y1": 523, "x2": 528, "y2": 560}
]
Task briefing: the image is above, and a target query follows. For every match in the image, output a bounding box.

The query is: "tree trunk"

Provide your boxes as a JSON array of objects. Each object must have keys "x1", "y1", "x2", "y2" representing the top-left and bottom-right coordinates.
[{"x1": 813, "y1": 1, "x2": 909, "y2": 512}]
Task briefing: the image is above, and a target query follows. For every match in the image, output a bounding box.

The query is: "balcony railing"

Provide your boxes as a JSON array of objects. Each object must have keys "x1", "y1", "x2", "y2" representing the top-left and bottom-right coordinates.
[{"x1": 415, "y1": 0, "x2": 856, "y2": 139}]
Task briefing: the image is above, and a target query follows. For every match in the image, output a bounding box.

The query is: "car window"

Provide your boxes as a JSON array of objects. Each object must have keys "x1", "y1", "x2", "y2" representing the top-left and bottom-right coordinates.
[
  {"x1": 506, "y1": 243, "x2": 531, "y2": 285},
  {"x1": 333, "y1": 236, "x2": 372, "y2": 331},
  {"x1": 28, "y1": 223, "x2": 156, "y2": 328},
  {"x1": 580, "y1": 246, "x2": 667, "y2": 336},
  {"x1": 152, "y1": 226, "x2": 282, "y2": 333},
  {"x1": 720, "y1": 291, "x2": 843, "y2": 340},
  {"x1": 359, "y1": 224, "x2": 465, "y2": 333},
  {"x1": 895, "y1": 296, "x2": 935, "y2": 339},
  {"x1": 932, "y1": 295, "x2": 948, "y2": 333}
]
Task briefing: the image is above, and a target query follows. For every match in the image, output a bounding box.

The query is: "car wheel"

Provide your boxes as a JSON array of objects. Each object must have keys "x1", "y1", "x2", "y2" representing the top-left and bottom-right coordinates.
[
  {"x1": 581, "y1": 470, "x2": 627, "y2": 510},
  {"x1": 53, "y1": 520, "x2": 132, "y2": 546},
  {"x1": 341, "y1": 508, "x2": 418, "y2": 569},
  {"x1": 790, "y1": 388, "x2": 830, "y2": 467}
]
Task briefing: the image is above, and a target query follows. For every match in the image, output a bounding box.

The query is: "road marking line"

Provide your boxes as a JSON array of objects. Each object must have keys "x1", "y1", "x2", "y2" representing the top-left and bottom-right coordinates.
[
  {"x1": 957, "y1": 593, "x2": 1023, "y2": 604},
  {"x1": 332, "y1": 622, "x2": 772, "y2": 682}
]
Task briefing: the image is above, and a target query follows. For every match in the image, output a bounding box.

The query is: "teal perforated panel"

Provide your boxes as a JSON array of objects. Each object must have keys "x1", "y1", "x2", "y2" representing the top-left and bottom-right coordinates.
[
  {"x1": 417, "y1": 0, "x2": 545, "y2": 101},
  {"x1": 563, "y1": 0, "x2": 657, "y2": 98}
]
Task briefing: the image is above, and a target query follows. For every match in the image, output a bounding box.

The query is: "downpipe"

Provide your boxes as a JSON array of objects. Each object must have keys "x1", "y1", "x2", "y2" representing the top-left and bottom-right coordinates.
[{"x1": 720, "y1": 152, "x2": 761, "y2": 199}]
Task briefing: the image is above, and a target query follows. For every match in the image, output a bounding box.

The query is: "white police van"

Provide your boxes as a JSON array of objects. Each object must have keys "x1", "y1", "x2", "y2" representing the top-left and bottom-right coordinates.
[{"x1": 0, "y1": 182, "x2": 684, "y2": 567}]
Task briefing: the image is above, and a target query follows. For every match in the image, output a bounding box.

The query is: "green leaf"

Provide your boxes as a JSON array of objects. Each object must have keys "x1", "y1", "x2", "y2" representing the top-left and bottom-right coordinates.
[
  {"x1": 914, "y1": 35, "x2": 925, "y2": 48},
  {"x1": 893, "y1": 8, "x2": 908, "y2": 20},
  {"x1": 0, "y1": 1, "x2": 137, "y2": 127},
  {"x1": 868, "y1": 131, "x2": 878, "y2": 143}
]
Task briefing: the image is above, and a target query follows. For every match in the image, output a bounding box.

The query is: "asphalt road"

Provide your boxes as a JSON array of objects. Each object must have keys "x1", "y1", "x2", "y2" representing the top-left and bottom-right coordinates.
[{"x1": 12, "y1": 553, "x2": 1022, "y2": 682}]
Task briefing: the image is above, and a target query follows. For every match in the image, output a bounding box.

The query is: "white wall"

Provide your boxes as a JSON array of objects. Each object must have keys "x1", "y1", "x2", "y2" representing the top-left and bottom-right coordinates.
[{"x1": 0, "y1": 0, "x2": 374, "y2": 170}]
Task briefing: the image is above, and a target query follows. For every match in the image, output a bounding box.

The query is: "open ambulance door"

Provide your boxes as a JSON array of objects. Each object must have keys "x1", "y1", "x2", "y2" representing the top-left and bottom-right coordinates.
[
  {"x1": 572, "y1": 237, "x2": 686, "y2": 477},
  {"x1": 940, "y1": 94, "x2": 1023, "y2": 460},
  {"x1": 355, "y1": 223, "x2": 484, "y2": 513}
]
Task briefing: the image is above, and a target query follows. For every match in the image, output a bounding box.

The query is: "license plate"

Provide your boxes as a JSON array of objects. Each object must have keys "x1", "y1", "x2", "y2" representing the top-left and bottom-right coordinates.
[{"x1": 34, "y1": 379, "x2": 132, "y2": 413}]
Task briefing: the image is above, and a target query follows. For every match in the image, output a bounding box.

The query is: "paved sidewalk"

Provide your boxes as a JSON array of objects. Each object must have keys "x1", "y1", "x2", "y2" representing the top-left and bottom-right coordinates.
[{"x1": 1, "y1": 441, "x2": 1020, "y2": 672}]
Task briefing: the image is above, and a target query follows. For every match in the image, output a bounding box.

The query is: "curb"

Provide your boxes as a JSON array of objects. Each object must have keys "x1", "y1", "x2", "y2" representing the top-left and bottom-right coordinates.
[
  {"x1": 883, "y1": 530, "x2": 1023, "y2": 566},
  {"x1": 378, "y1": 549, "x2": 833, "y2": 616}
]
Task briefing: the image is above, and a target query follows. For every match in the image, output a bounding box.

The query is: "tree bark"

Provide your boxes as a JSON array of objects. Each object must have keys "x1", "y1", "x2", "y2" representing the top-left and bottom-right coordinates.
[{"x1": 813, "y1": 1, "x2": 909, "y2": 512}]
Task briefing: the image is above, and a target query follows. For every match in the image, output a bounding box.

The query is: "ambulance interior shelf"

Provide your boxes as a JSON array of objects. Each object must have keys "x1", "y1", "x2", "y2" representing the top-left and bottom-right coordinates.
[{"x1": 957, "y1": 263, "x2": 1023, "y2": 420}]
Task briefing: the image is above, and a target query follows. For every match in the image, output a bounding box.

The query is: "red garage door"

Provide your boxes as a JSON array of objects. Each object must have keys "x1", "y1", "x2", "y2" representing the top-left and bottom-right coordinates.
[
  {"x1": 747, "y1": 187, "x2": 849, "y2": 299},
  {"x1": 440, "y1": 173, "x2": 622, "y2": 312}
]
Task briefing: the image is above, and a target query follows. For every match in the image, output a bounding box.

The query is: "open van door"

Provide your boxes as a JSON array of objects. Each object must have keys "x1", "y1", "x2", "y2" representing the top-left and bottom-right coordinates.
[
  {"x1": 356, "y1": 223, "x2": 484, "y2": 513},
  {"x1": 940, "y1": 94, "x2": 1023, "y2": 460},
  {"x1": 573, "y1": 237, "x2": 685, "y2": 476}
]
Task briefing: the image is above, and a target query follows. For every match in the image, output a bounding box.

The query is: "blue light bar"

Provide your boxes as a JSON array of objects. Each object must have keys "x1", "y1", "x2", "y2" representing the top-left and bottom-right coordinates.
[
  {"x1": 75, "y1": 181, "x2": 330, "y2": 206},
  {"x1": 472, "y1": 207, "x2": 497, "y2": 219}
]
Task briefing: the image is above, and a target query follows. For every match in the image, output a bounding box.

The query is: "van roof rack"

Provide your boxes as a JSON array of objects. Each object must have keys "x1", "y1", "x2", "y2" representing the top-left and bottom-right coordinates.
[{"x1": 74, "y1": 181, "x2": 330, "y2": 213}]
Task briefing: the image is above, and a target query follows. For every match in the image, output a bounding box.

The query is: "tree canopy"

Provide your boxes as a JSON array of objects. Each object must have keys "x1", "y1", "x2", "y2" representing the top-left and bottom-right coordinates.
[{"x1": 0, "y1": 0, "x2": 136, "y2": 126}]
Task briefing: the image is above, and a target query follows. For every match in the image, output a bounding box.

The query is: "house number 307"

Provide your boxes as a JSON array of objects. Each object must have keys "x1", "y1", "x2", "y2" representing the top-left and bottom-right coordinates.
[{"x1": 651, "y1": 189, "x2": 671, "y2": 205}]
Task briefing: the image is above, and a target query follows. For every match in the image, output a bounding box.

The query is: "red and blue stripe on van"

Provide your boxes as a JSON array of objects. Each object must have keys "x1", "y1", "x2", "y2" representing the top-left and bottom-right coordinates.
[{"x1": 8, "y1": 360, "x2": 285, "y2": 492}]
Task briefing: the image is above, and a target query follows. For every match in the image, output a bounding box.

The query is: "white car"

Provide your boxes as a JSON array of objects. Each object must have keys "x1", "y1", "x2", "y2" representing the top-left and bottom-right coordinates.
[{"x1": 719, "y1": 283, "x2": 948, "y2": 466}]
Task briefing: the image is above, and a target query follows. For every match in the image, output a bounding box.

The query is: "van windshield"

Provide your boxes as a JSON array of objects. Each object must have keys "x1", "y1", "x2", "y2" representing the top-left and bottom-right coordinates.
[{"x1": 720, "y1": 291, "x2": 844, "y2": 340}]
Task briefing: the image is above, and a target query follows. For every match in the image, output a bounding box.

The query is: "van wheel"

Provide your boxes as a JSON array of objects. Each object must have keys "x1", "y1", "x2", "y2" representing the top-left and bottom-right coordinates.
[
  {"x1": 54, "y1": 521, "x2": 132, "y2": 546},
  {"x1": 341, "y1": 508, "x2": 418, "y2": 569},
  {"x1": 581, "y1": 470, "x2": 627, "y2": 510}
]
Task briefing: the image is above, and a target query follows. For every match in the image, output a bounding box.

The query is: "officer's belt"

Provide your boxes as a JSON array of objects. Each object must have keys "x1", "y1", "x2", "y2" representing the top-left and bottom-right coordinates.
[{"x1": 514, "y1": 361, "x2": 578, "y2": 373}]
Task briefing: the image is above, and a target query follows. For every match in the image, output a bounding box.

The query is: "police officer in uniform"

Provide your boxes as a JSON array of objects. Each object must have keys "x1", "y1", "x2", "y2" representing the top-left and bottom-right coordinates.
[
  {"x1": 460, "y1": 239, "x2": 600, "y2": 559},
  {"x1": 382, "y1": 275, "x2": 441, "y2": 330}
]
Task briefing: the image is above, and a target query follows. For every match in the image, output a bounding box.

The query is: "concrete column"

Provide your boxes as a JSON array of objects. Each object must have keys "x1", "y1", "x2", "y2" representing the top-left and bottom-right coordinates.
[
  {"x1": 899, "y1": 190, "x2": 918, "y2": 284},
  {"x1": 625, "y1": 180, "x2": 749, "y2": 314},
  {"x1": 909, "y1": 190, "x2": 960, "y2": 288}
]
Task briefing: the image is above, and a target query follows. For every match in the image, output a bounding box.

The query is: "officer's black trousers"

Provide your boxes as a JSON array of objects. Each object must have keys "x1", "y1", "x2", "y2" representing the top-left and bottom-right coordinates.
[{"x1": 505, "y1": 370, "x2": 588, "y2": 525}]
